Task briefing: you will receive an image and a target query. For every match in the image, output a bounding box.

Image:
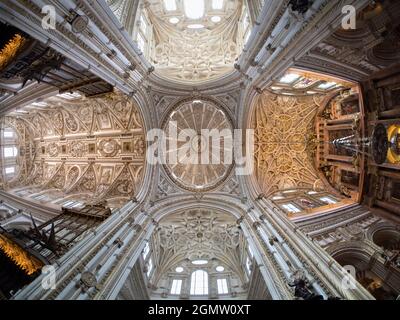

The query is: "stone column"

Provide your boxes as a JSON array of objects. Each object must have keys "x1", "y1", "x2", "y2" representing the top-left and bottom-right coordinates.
[
  {"x1": 13, "y1": 200, "x2": 154, "y2": 300},
  {"x1": 248, "y1": 198, "x2": 374, "y2": 300}
]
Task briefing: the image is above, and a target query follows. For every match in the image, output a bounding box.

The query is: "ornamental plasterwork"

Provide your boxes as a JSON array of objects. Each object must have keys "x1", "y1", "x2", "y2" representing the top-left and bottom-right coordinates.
[
  {"x1": 5, "y1": 91, "x2": 146, "y2": 208},
  {"x1": 162, "y1": 98, "x2": 234, "y2": 192},
  {"x1": 296, "y1": 205, "x2": 384, "y2": 251},
  {"x1": 145, "y1": 0, "x2": 244, "y2": 83},
  {"x1": 153, "y1": 94, "x2": 180, "y2": 119},
  {"x1": 214, "y1": 91, "x2": 241, "y2": 118},
  {"x1": 154, "y1": 175, "x2": 184, "y2": 201},
  {"x1": 151, "y1": 209, "x2": 243, "y2": 283},
  {"x1": 157, "y1": 209, "x2": 241, "y2": 257},
  {"x1": 295, "y1": 1, "x2": 400, "y2": 81},
  {"x1": 253, "y1": 92, "x2": 324, "y2": 196},
  {"x1": 106, "y1": 0, "x2": 126, "y2": 21},
  {"x1": 216, "y1": 174, "x2": 241, "y2": 196}
]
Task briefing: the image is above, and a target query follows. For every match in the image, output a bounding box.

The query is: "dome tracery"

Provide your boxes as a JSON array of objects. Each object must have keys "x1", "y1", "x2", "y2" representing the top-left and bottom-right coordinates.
[
  {"x1": 162, "y1": 98, "x2": 234, "y2": 192},
  {"x1": 146, "y1": 208, "x2": 250, "y2": 299}
]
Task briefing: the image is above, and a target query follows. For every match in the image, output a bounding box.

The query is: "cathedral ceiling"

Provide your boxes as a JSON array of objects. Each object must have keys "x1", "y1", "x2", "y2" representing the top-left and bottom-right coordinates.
[
  {"x1": 253, "y1": 92, "x2": 325, "y2": 196},
  {"x1": 4, "y1": 91, "x2": 146, "y2": 208},
  {"x1": 294, "y1": 0, "x2": 400, "y2": 81},
  {"x1": 144, "y1": 0, "x2": 246, "y2": 83},
  {"x1": 162, "y1": 98, "x2": 234, "y2": 192},
  {"x1": 151, "y1": 209, "x2": 244, "y2": 283}
]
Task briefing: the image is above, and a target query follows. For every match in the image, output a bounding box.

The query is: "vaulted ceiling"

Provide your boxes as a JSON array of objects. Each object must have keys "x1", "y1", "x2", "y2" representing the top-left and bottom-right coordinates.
[
  {"x1": 150, "y1": 209, "x2": 246, "y2": 285},
  {"x1": 253, "y1": 92, "x2": 324, "y2": 196},
  {"x1": 3, "y1": 91, "x2": 146, "y2": 209},
  {"x1": 143, "y1": 0, "x2": 247, "y2": 83}
]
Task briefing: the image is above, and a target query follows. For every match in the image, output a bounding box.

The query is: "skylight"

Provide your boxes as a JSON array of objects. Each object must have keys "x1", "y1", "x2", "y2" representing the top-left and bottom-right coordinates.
[
  {"x1": 31, "y1": 101, "x2": 48, "y2": 107},
  {"x1": 57, "y1": 92, "x2": 81, "y2": 100},
  {"x1": 147, "y1": 258, "x2": 153, "y2": 277},
  {"x1": 212, "y1": 0, "x2": 224, "y2": 10},
  {"x1": 163, "y1": 0, "x2": 176, "y2": 11},
  {"x1": 187, "y1": 24, "x2": 204, "y2": 29},
  {"x1": 142, "y1": 242, "x2": 150, "y2": 259},
  {"x1": 184, "y1": 0, "x2": 204, "y2": 19},
  {"x1": 244, "y1": 30, "x2": 251, "y2": 44},
  {"x1": 192, "y1": 259, "x2": 208, "y2": 265},
  {"x1": 5, "y1": 166, "x2": 15, "y2": 174},
  {"x1": 319, "y1": 196, "x2": 337, "y2": 204},
  {"x1": 3, "y1": 130, "x2": 14, "y2": 138},
  {"x1": 279, "y1": 73, "x2": 300, "y2": 84},
  {"x1": 175, "y1": 267, "x2": 184, "y2": 273},
  {"x1": 248, "y1": 245, "x2": 254, "y2": 258},
  {"x1": 4, "y1": 147, "x2": 17, "y2": 158},
  {"x1": 283, "y1": 189, "x2": 297, "y2": 193},
  {"x1": 318, "y1": 82, "x2": 337, "y2": 89},
  {"x1": 282, "y1": 203, "x2": 301, "y2": 213},
  {"x1": 216, "y1": 266, "x2": 224, "y2": 272},
  {"x1": 211, "y1": 16, "x2": 221, "y2": 23},
  {"x1": 169, "y1": 17, "x2": 179, "y2": 24},
  {"x1": 190, "y1": 270, "x2": 208, "y2": 295},
  {"x1": 246, "y1": 256, "x2": 252, "y2": 274}
]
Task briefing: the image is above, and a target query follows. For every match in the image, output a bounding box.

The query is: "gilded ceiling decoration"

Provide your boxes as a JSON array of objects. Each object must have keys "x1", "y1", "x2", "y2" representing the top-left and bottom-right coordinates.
[
  {"x1": 162, "y1": 98, "x2": 234, "y2": 192},
  {"x1": 387, "y1": 125, "x2": 400, "y2": 164},
  {"x1": 5, "y1": 91, "x2": 146, "y2": 209},
  {"x1": 253, "y1": 92, "x2": 324, "y2": 196},
  {"x1": 0, "y1": 234, "x2": 43, "y2": 275},
  {"x1": 0, "y1": 34, "x2": 27, "y2": 71},
  {"x1": 145, "y1": 0, "x2": 245, "y2": 83}
]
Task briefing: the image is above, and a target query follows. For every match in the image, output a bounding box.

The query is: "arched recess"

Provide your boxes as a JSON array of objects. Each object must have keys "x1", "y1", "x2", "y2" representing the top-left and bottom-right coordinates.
[
  {"x1": 367, "y1": 222, "x2": 400, "y2": 251},
  {"x1": 327, "y1": 241, "x2": 400, "y2": 300},
  {"x1": 115, "y1": 194, "x2": 284, "y2": 300},
  {"x1": 146, "y1": 207, "x2": 248, "y2": 299},
  {"x1": 240, "y1": 69, "x2": 364, "y2": 216},
  {"x1": 269, "y1": 187, "x2": 352, "y2": 219},
  {"x1": 1, "y1": 89, "x2": 156, "y2": 213}
]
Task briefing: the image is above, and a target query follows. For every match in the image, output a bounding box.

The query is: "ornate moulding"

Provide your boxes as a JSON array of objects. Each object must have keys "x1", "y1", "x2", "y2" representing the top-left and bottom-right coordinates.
[
  {"x1": 3, "y1": 91, "x2": 146, "y2": 209},
  {"x1": 161, "y1": 97, "x2": 234, "y2": 192},
  {"x1": 252, "y1": 92, "x2": 323, "y2": 196}
]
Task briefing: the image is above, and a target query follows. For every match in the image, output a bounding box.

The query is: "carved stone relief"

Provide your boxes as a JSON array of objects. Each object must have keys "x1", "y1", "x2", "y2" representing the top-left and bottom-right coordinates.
[
  {"x1": 253, "y1": 92, "x2": 323, "y2": 196},
  {"x1": 4, "y1": 91, "x2": 146, "y2": 209}
]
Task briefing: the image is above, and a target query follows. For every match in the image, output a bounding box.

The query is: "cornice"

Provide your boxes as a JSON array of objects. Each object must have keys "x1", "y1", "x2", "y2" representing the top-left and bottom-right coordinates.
[{"x1": 0, "y1": 82, "x2": 58, "y2": 116}]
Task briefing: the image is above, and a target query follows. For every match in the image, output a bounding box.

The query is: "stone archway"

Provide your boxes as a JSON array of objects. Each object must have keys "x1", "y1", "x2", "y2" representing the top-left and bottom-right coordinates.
[{"x1": 328, "y1": 242, "x2": 400, "y2": 300}]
